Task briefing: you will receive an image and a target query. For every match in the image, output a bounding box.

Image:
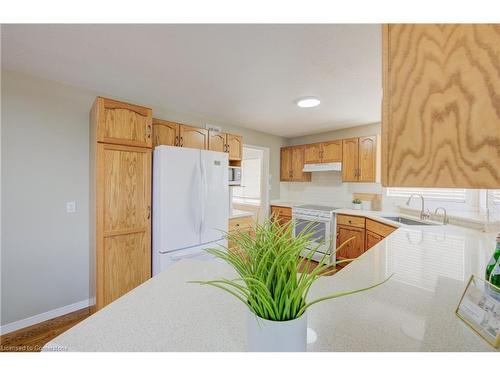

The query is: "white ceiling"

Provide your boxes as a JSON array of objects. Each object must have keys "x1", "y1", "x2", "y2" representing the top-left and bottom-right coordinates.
[{"x1": 1, "y1": 24, "x2": 382, "y2": 138}]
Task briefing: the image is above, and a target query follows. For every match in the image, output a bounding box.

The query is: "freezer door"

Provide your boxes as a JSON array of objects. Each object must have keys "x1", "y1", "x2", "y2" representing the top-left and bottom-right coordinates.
[
  {"x1": 153, "y1": 146, "x2": 201, "y2": 254},
  {"x1": 200, "y1": 150, "x2": 229, "y2": 244}
]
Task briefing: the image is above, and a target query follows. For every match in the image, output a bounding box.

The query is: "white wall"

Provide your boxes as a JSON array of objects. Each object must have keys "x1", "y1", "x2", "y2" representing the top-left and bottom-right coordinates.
[
  {"x1": 1, "y1": 69, "x2": 287, "y2": 326},
  {"x1": 1, "y1": 70, "x2": 92, "y2": 326},
  {"x1": 280, "y1": 173, "x2": 383, "y2": 208},
  {"x1": 281, "y1": 123, "x2": 383, "y2": 207}
]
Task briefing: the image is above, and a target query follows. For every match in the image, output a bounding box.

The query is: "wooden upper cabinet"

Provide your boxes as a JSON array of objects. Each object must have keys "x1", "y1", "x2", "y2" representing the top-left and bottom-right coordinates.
[
  {"x1": 95, "y1": 97, "x2": 152, "y2": 148},
  {"x1": 153, "y1": 118, "x2": 179, "y2": 147},
  {"x1": 97, "y1": 143, "x2": 151, "y2": 309},
  {"x1": 208, "y1": 131, "x2": 226, "y2": 153},
  {"x1": 291, "y1": 146, "x2": 309, "y2": 181},
  {"x1": 382, "y1": 24, "x2": 500, "y2": 188},
  {"x1": 179, "y1": 124, "x2": 208, "y2": 150},
  {"x1": 358, "y1": 136, "x2": 376, "y2": 182},
  {"x1": 342, "y1": 138, "x2": 359, "y2": 182},
  {"x1": 304, "y1": 143, "x2": 322, "y2": 164},
  {"x1": 227, "y1": 134, "x2": 243, "y2": 161},
  {"x1": 321, "y1": 140, "x2": 342, "y2": 162},
  {"x1": 280, "y1": 147, "x2": 292, "y2": 181},
  {"x1": 304, "y1": 141, "x2": 342, "y2": 164},
  {"x1": 281, "y1": 146, "x2": 310, "y2": 181}
]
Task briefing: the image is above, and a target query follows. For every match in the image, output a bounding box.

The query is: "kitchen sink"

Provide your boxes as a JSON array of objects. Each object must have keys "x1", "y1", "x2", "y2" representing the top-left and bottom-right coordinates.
[{"x1": 381, "y1": 216, "x2": 439, "y2": 226}]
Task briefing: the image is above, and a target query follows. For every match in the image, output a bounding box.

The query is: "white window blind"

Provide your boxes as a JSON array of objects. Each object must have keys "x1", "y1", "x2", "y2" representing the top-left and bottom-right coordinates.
[
  {"x1": 488, "y1": 190, "x2": 500, "y2": 205},
  {"x1": 386, "y1": 187, "x2": 466, "y2": 202}
]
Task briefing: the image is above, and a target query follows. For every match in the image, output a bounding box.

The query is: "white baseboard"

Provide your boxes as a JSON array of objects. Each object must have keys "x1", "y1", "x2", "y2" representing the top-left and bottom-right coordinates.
[{"x1": 0, "y1": 298, "x2": 90, "y2": 335}]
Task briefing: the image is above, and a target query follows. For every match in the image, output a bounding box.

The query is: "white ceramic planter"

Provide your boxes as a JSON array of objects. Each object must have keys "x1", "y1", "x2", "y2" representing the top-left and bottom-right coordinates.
[
  {"x1": 352, "y1": 203, "x2": 362, "y2": 210},
  {"x1": 247, "y1": 310, "x2": 307, "y2": 352}
]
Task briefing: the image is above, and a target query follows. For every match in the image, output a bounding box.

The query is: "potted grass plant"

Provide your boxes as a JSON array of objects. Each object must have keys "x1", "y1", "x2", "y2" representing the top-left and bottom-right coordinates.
[
  {"x1": 191, "y1": 217, "x2": 392, "y2": 352},
  {"x1": 352, "y1": 198, "x2": 363, "y2": 210}
]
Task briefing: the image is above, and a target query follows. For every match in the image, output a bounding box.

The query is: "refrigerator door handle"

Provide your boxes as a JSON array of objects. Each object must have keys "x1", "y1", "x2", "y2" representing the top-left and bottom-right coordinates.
[{"x1": 200, "y1": 156, "x2": 207, "y2": 234}]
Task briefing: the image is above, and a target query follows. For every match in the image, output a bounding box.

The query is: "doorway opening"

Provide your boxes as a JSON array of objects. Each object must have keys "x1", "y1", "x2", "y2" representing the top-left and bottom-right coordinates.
[{"x1": 231, "y1": 145, "x2": 270, "y2": 224}]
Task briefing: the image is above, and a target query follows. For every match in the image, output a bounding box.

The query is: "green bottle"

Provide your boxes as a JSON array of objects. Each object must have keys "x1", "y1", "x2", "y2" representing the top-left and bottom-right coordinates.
[
  {"x1": 490, "y1": 259, "x2": 500, "y2": 288},
  {"x1": 485, "y1": 234, "x2": 500, "y2": 281}
]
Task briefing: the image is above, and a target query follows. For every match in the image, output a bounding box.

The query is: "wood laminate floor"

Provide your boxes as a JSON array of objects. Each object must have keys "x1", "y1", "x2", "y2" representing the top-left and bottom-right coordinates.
[{"x1": 0, "y1": 307, "x2": 92, "y2": 352}]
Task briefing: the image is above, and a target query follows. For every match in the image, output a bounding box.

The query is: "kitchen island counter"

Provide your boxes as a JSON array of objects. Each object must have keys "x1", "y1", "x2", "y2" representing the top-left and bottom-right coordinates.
[{"x1": 44, "y1": 221, "x2": 498, "y2": 351}]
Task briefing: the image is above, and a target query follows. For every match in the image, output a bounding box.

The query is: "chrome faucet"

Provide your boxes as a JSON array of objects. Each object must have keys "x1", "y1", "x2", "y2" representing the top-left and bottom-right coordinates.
[
  {"x1": 406, "y1": 194, "x2": 430, "y2": 221},
  {"x1": 434, "y1": 207, "x2": 449, "y2": 225}
]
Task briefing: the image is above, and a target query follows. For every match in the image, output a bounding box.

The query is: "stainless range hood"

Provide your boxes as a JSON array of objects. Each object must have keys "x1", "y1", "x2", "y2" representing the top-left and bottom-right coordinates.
[{"x1": 302, "y1": 162, "x2": 342, "y2": 172}]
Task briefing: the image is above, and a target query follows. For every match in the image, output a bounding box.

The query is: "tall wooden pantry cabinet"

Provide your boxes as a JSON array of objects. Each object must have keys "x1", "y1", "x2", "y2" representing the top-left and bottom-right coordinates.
[{"x1": 90, "y1": 97, "x2": 152, "y2": 311}]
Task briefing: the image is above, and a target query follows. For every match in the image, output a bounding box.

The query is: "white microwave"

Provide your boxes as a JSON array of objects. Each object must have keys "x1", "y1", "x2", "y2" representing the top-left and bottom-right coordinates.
[{"x1": 229, "y1": 166, "x2": 241, "y2": 186}]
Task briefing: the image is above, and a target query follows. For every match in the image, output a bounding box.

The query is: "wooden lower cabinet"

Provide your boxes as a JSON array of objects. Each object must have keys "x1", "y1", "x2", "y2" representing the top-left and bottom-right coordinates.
[
  {"x1": 365, "y1": 230, "x2": 383, "y2": 250},
  {"x1": 336, "y1": 224, "x2": 365, "y2": 260},
  {"x1": 95, "y1": 143, "x2": 152, "y2": 310},
  {"x1": 336, "y1": 215, "x2": 396, "y2": 268},
  {"x1": 270, "y1": 205, "x2": 292, "y2": 225},
  {"x1": 228, "y1": 216, "x2": 254, "y2": 256}
]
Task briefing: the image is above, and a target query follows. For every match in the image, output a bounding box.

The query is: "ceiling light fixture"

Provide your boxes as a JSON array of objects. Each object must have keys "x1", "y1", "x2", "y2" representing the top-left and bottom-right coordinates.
[{"x1": 296, "y1": 97, "x2": 321, "y2": 108}]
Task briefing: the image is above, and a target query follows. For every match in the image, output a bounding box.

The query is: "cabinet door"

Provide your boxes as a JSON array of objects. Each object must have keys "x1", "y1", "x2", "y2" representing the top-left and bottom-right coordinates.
[
  {"x1": 321, "y1": 140, "x2": 342, "y2": 162},
  {"x1": 153, "y1": 119, "x2": 179, "y2": 147},
  {"x1": 304, "y1": 143, "x2": 321, "y2": 164},
  {"x1": 280, "y1": 147, "x2": 292, "y2": 181},
  {"x1": 291, "y1": 146, "x2": 311, "y2": 181},
  {"x1": 208, "y1": 131, "x2": 227, "y2": 153},
  {"x1": 96, "y1": 97, "x2": 152, "y2": 148},
  {"x1": 382, "y1": 24, "x2": 500, "y2": 188},
  {"x1": 97, "y1": 144, "x2": 151, "y2": 309},
  {"x1": 342, "y1": 138, "x2": 359, "y2": 182},
  {"x1": 365, "y1": 230, "x2": 383, "y2": 251},
  {"x1": 336, "y1": 225, "x2": 365, "y2": 259},
  {"x1": 179, "y1": 125, "x2": 208, "y2": 150},
  {"x1": 358, "y1": 136, "x2": 376, "y2": 182},
  {"x1": 227, "y1": 134, "x2": 243, "y2": 161}
]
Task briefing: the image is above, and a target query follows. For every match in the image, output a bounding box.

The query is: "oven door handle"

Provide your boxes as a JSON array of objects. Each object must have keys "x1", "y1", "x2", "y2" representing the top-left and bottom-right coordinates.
[{"x1": 292, "y1": 214, "x2": 330, "y2": 223}]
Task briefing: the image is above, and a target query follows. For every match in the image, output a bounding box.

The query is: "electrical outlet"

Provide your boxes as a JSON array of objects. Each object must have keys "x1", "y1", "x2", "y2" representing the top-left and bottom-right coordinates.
[{"x1": 66, "y1": 201, "x2": 76, "y2": 213}]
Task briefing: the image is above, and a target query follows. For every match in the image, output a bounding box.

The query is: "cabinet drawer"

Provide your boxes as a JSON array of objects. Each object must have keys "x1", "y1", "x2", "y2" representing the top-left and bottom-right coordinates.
[
  {"x1": 365, "y1": 218, "x2": 396, "y2": 237},
  {"x1": 229, "y1": 216, "x2": 253, "y2": 232},
  {"x1": 270, "y1": 205, "x2": 292, "y2": 218},
  {"x1": 337, "y1": 214, "x2": 365, "y2": 228}
]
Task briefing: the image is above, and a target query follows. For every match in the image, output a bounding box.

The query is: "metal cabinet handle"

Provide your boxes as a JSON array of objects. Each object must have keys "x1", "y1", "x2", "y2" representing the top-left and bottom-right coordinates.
[
  {"x1": 180, "y1": 137, "x2": 184, "y2": 147},
  {"x1": 175, "y1": 136, "x2": 179, "y2": 146},
  {"x1": 147, "y1": 205, "x2": 151, "y2": 220},
  {"x1": 147, "y1": 124, "x2": 152, "y2": 139}
]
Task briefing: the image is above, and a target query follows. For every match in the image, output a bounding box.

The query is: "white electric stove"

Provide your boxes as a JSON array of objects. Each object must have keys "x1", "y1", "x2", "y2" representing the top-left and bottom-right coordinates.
[{"x1": 291, "y1": 204, "x2": 340, "y2": 263}]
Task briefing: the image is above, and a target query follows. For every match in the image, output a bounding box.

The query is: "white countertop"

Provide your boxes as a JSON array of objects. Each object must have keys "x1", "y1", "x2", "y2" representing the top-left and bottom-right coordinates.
[
  {"x1": 230, "y1": 209, "x2": 253, "y2": 219},
  {"x1": 44, "y1": 213, "x2": 498, "y2": 352},
  {"x1": 269, "y1": 200, "x2": 304, "y2": 208}
]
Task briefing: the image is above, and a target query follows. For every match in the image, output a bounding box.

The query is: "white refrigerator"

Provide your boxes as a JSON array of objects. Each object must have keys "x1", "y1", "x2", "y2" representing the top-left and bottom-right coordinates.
[{"x1": 153, "y1": 145, "x2": 229, "y2": 275}]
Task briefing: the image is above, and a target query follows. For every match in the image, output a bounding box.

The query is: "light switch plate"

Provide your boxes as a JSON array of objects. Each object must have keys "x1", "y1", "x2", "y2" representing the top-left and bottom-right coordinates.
[{"x1": 66, "y1": 201, "x2": 76, "y2": 213}]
